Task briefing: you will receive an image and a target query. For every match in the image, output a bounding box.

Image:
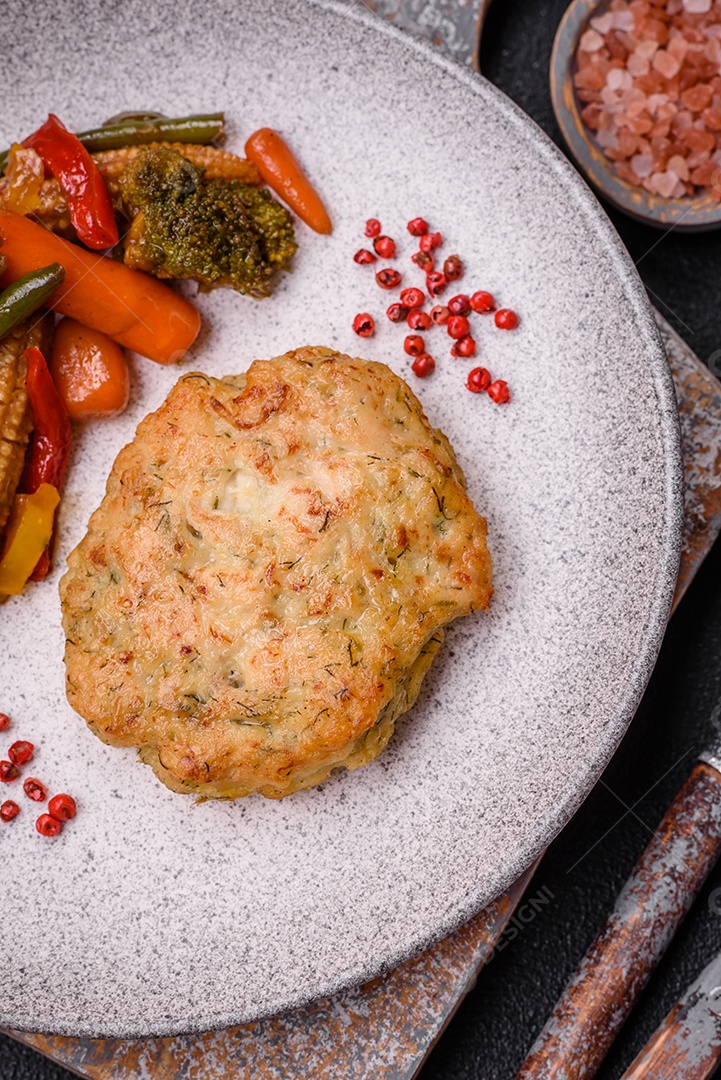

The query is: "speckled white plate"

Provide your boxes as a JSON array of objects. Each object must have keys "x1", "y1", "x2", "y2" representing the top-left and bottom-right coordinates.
[{"x1": 0, "y1": 0, "x2": 682, "y2": 1038}]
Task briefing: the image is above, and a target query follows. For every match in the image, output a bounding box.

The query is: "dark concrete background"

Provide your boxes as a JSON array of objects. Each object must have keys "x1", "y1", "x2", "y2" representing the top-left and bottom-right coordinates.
[{"x1": 3, "y1": 2, "x2": 721, "y2": 1077}]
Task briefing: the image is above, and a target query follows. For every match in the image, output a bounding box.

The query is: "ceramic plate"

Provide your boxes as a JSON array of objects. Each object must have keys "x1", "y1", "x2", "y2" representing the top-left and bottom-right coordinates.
[{"x1": 0, "y1": 0, "x2": 682, "y2": 1038}]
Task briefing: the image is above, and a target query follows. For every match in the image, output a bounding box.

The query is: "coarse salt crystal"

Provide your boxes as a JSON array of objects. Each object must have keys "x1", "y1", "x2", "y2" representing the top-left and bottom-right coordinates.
[
  {"x1": 601, "y1": 86, "x2": 622, "y2": 105},
  {"x1": 667, "y1": 0, "x2": 682, "y2": 12},
  {"x1": 580, "y1": 28, "x2": 605, "y2": 52},
  {"x1": 651, "y1": 170, "x2": 679, "y2": 196},
  {"x1": 647, "y1": 93, "x2": 670, "y2": 113},
  {"x1": 627, "y1": 53, "x2": 650, "y2": 76},
  {"x1": 607, "y1": 67, "x2": 633, "y2": 90},
  {"x1": 626, "y1": 95, "x2": 649, "y2": 116},
  {"x1": 611, "y1": 10, "x2": 635, "y2": 31},
  {"x1": 668, "y1": 153, "x2": 690, "y2": 179},
  {"x1": 631, "y1": 153, "x2": 654, "y2": 176},
  {"x1": 671, "y1": 180, "x2": 687, "y2": 197},
  {"x1": 683, "y1": 0, "x2": 711, "y2": 12},
  {"x1": 652, "y1": 50, "x2": 682, "y2": 78},
  {"x1": 706, "y1": 38, "x2": 721, "y2": 62},
  {"x1": 636, "y1": 39, "x2": 659, "y2": 61},
  {"x1": 590, "y1": 12, "x2": 615, "y2": 34},
  {"x1": 667, "y1": 36, "x2": 688, "y2": 61},
  {"x1": 597, "y1": 128, "x2": 620, "y2": 149}
]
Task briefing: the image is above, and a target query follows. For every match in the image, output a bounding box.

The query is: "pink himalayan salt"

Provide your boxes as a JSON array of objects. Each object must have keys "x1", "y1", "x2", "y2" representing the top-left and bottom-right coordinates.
[
  {"x1": 686, "y1": 147, "x2": 712, "y2": 166},
  {"x1": 580, "y1": 28, "x2": 605, "y2": 51},
  {"x1": 649, "y1": 170, "x2": 679, "y2": 195},
  {"x1": 575, "y1": 0, "x2": 721, "y2": 200},
  {"x1": 683, "y1": 0, "x2": 712, "y2": 13},
  {"x1": 612, "y1": 10, "x2": 635, "y2": 30},
  {"x1": 667, "y1": 35, "x2": 689, "y2": 59},
  {"x1": 636, "y1": 38, "x2": 659, "y2": 59},
  {"x1": 627, "y1": 52, "x2": 650, "y2": 74},
  {"x1": 628, "y1": 110, "x2": 655, "y2": 132},
  {"x1": 705, "y1": 36, "x2": 721, "y2": 62},
  {"x1": 652, "y1": 49, "x2": 682, "y2": 76},
  {"x1": 631, "y1": 152, "x2": 654, "y2": 175},
  {"x1": 591, "y1": 12, "x2": 615, "y2": 34},
  {"x1": 627, "y1": 92, "x2": 651, "y2": 114},
  {"x1": 702, "y1": 105, "x2": 721, "y2": 128},
  {"x1": 690, "y1": 159, "x2": 720, "y2": 183},
  {"x1": 668, "y1": 152, "x2": 691, "y2": 177},
  {"x1": 607, "y1": 67, "x2": 633, "y2": 88},
  {"x1": 597, "y1": 128, "x2": 620, "y2": 149},
  {"x1": 681, "y1": 82, "x2": 714, "y2": 108}
]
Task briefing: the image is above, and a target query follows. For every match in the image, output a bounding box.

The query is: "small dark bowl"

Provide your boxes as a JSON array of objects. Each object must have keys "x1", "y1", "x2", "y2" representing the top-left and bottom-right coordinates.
[{"x1": 550, "y1": 0, "x2": 721, "y2": 230}]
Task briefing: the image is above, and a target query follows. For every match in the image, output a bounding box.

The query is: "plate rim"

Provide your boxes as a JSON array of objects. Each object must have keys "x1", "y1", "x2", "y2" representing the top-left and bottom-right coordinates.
[{"x1": 2, "y1": 0, "x2": 684, "y2": 1038}]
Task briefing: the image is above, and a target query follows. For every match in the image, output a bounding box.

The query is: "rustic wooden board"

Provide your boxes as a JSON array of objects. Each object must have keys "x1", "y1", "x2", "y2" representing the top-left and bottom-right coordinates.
[{"x1": 6, "y1": 868, "x2": 537, "y2": 1079}]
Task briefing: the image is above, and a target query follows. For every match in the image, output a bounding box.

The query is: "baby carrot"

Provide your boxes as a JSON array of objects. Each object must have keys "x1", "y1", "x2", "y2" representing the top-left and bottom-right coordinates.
[
  {"x1": 245, "y1": 128, "x2": 332, "y2": 234},
  {"x1": 50, "y1": 318, "x2": 130, "y2": 420},
  {"x1": 0, "y1": 210, "x2": 200, "y2": 364}
]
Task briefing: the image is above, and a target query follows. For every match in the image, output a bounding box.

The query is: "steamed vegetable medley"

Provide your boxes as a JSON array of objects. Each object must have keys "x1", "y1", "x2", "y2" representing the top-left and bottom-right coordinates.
[{"x1": 0, "y1": 110, "x2": 331, "y2": 598}]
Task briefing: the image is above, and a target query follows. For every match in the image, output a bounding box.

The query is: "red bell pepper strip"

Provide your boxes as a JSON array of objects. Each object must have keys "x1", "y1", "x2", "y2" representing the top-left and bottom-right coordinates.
[
  {"x1": 23, "y1": 114, "x2": 119, "y2": 250},
  {"x1": 24, "y1": 346, "x2": 72, "y2": 580}
]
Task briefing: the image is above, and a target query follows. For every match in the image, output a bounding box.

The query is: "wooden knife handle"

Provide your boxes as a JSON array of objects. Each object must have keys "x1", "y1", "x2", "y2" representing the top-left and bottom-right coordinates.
[
  {"x1": 621, "y1": 1001, "x2": 721, "y2": 1080},
  {"x1": 515, "y1": 761, "x2": 721, "y2": 1080}
]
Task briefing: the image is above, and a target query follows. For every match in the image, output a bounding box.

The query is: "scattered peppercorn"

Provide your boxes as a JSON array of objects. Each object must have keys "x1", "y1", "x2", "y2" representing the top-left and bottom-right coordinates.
[
  {"x1": 0, "y1": 714, "x2": 10, "y2": 732},
  {"x1": 8, "y1": 740, "x2": 33, "y2": 766},
  {"x1": 404, "y1": 334, "x2": 425, "y2": 357},
  {"x1": 376, "y1": 268, "x2": 402, "y2": 289},
  {"x1": 36, "y1": 813, "x2": 62, "y2": 837},
  {"x1": 0, "y1": 761, "x2": 19, "y2": 782},
  {"x1": 48, "y1": 794, "x2": 77, "y2": 822},
  {"x1": 447, "y1": 315, "x2": 470, "y2": 339},
  {"x1": 467, "y1": 367, "x2": 492, "y2": 393},
  {"x1": 451, "y1": 335, "x2": 477, "y2": 358},
  {"x1": 407, "y1": 217, "x2": 429, "y2": 236},
  {"x1": 353, "y1": 313, "x2": 375, "y2": 338},
  {"x1": 444, "y1": 255, "x2": 464, "y2": 281},
  {"x1": 23, "y1": 777, "x2": 46, "y2": 802},
  {"x1": 488, "y1": 379, "x2": 511, "y2": 403},
  {"x1": 0, "y1": 800, "x2": 19, "y2": 822},
  {"x1": 419, "y1": 231, "x2": 442, "y2": 253},
  {"x1": 495, "y1": 308, "x2": 519, "y2": 330},
  {"x1": 374, "y1": 235, "x2": 396, "y2": 259},
  {"x1": 407, "y1": 309, "x2": 432, "y2": 331},
  {"x1": 448, "y1": 294, "x2": 472, "y2": 317},
  {"x1": 411, "y1": 353, "x2": 435, "y2": 378},
  {"x1": 400, "y1": 287, "x2": 425, "y2": 309},
  {"x1": 470, "y1": 291, "x2": 495, "y2": 313},
  {"x1": 387, "y1": 302, "x2": 409, "y2": 323},
  {"x1": 426, "y1": 271, "x2": 447, "y2": 298},
  {"x1": 354, "y1": 248, "x2": 377, "y2": 265},
  {"x1": 412, "y1": 250, "x2": 434, "y2": 272},
  {"x1": 357, "y1": 215, "x2": 515, "y2": 401},
  {"x1": 430, "y1": 305, "x2": 450, "y2": 325}
]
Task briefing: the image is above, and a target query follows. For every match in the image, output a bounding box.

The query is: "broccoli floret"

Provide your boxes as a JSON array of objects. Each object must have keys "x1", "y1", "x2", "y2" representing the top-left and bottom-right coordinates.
[{"x1": 119, "y1": 147, "x2": 297, "y2": 296}]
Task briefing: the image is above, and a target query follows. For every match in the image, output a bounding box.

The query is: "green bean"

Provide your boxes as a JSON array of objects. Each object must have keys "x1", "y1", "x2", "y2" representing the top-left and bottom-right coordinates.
[
  {"x1": 101, "y1": 111, "x2": 167, "y2": 126},
  {"x1": 0, "y1": 264, "x2": 66, "y2": 341},
  {"x1": 0, "y1": 114, "x2": 226, "y2": 173},
  {"x1": 80, "y1": 113, "x2": 226, "y2": 153}
]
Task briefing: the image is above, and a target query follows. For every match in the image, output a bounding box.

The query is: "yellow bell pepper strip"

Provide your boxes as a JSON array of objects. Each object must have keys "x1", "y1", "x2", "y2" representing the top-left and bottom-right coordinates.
[
  {"x1": 0, "y1": 483, "x2": 60, "y2": 595},
  {"x1": 24, "y1": 345, "x2": 72, "y2": 582}
]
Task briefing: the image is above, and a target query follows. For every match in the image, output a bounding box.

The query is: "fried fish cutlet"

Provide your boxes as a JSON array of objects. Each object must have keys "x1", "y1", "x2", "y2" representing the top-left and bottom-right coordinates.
[{"x1": 59, "y1": 347, "x2": 493, "y2": 799}]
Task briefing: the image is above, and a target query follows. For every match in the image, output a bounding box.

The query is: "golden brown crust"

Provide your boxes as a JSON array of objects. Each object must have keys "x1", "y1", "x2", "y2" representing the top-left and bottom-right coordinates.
[{"x1": 60, "y1": 347, "x2": 492, "y2": 798}]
